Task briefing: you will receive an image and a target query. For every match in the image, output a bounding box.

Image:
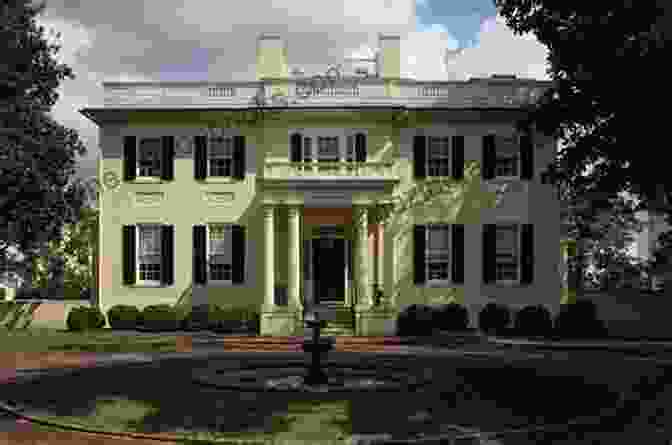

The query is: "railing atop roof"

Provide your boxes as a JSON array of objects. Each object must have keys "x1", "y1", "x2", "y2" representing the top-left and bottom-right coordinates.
[{"x1": 102, "y1": 76, "x2": 550, "y2": 109}]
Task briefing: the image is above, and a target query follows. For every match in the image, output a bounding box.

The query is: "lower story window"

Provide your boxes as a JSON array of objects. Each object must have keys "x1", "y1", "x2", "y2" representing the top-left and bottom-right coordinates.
[
  {"x1": 495, "y1": 224, "x2": 519, "y2": 281},
  {"x1": 138, "y1": 225, "x2": 162, "y2": 282},
  {"x1": 427, "y1": 224, "x2": 450, "y2": 282},
  {"x1": 209, "y1": 224, "x2": 232, "y2": 282}
]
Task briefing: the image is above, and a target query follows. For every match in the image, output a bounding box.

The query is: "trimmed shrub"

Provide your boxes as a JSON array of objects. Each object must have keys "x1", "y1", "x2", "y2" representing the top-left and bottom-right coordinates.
[
  {"x1": 209, "y1": 306, "x2": 254, "y2": 333},
  {"x1": 433, "y1": 303, "x2": 470, "y2": 331},
  {"x1": 67, "y1": 306, "x2": 106, "y2": 331},
  {"x1": 554, "y1": 299, "x2": 608, "y2": 339},
  {"x1": 478, "y1": 303, "x2": 511, "y2": 335},
  {"x1": 140, "y1": 304, "x2": 179, "y2": 332},
  {"x1": 514, "y1": 305, "x2": 553, "y2": 338},
  {"x1": 396, "y1": 304, "x2": 435, "y2": 336},
  {"x1": 107, "y1": 304, "x2": 141, "y2": 330},
  {"x1": 180, "y1": 304, "x2": 211, "y2": 331}
]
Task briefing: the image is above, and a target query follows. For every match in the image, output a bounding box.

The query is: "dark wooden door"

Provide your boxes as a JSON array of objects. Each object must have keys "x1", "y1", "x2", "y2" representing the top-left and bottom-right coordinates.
[{"x1": 313, "y1": 237, "x2": 345, "y2": 303}]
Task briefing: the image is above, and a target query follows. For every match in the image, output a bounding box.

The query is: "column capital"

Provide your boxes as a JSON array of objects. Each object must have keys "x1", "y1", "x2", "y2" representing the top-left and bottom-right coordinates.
[{"x1": 263, "y1": 204, "x2": 275, "y2": 217}]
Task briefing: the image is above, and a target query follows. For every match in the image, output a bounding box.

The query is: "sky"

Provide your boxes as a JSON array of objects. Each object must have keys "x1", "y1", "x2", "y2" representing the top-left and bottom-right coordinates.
[{"x1": 34, "y1": 0, "x2": 552, "y2": 186}]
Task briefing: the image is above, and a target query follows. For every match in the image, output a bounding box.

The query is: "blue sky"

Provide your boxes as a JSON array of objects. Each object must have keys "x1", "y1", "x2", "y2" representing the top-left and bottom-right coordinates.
[{"x1": 34, "y1": 0, "x2": 551, "y2": 182}]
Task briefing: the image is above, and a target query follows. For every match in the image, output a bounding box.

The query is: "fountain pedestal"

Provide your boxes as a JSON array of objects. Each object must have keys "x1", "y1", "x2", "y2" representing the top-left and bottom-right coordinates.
[{"x1": 302, "y1": 314, "x2": 334, "y2": 386}]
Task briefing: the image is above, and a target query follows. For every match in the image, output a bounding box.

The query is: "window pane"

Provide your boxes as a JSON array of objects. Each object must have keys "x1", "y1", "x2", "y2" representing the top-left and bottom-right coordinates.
[
  {"x1": 303, "y1": 137, "x2": 312, "y2": 160},
  {"x1": 496, "y1": 225, "x2": 517, "y2": 255},
  {"x1": 139, "y1": 227, "x2": 161, "y2": 255},
  {"x1": 209, "y1": 137, "x2": 232, "y2": 158},
  {"x1": 317, "y1": 136, "x2": 339, "y2": 159},
  {"x1": 428, "y1": 225, "x2": 449, "y2": 251},
  {"x1": 139, "y1": 138, "x2": 161, "y2": 176},
  {"x1": 429, "y1": 137, "x2": 450, "y2": 158}
]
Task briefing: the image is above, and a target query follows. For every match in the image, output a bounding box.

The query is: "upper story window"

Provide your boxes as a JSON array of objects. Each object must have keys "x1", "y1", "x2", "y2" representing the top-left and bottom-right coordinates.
[
  {"x1": 495, "y1": 223, "x2": 519, "y2": 282},
  {"x1": 494, "y1": 136, "x2": 519, "y2": 178},
  {"x1": 137, "y1": 225, "x2": 162, "y2": 283},
  {"x1": 290, "y1": 130, "x2": 367, "y2": 164},
  {"x1": 427, "y1": 136, "x2": 451, "y2": 177},
  {"x1": 138, "y1": 138, "x2": 162, "y2": 177},
  {"x1": 208, "y1": 136, "x2": 234, "y2": 177},
  {"x1": 208, "y1": 224, "x2": 232, "y2": 282}
]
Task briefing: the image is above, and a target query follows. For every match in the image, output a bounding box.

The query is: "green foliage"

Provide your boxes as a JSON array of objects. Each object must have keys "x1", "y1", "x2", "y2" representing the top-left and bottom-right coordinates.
[
  {"x1": 433, "y1": 303, "x2": 470, "y2": 331},
  {"x1": 514, "y1": 305, "x2": 553, "y2": 338},
  {"x1": 207, "y1": 305, "x2": 259, "y2": 333},
  {"x1": 478, "y1": 303, "x2": 511, "y2": 335},
  {"x1": 140, "y1": 304, "x2": 179, "y2": 332},
  {"x1": 66, "y1": 306, "x2": 105, "y2": 332},
  {"x1": 31, "y1": 207, "x2": 97, "y2": 297},
  {"x1": 107, "y1": 304, "x2": 141, "y2": 330},
  {"x1": 554, "y1": 299, "x2": 608, "y2": 339},
  {"x1": 496, "y1": 0, "x2": 672, "y2": 291},
  {"x1": 1, "y1": 0, "x2": 89, "y2": 271}
]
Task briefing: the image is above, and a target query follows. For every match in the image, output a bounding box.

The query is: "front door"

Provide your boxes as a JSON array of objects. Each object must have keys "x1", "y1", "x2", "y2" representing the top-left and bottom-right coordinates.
[{"x1": 313, "y1": 237, "x2": 346, "y2": 304}]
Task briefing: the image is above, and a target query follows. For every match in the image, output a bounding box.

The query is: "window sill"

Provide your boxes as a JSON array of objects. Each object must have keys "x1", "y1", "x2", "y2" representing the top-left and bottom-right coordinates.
[
  {"x1": 131, "y1": 177, "x2": 163, "y2": 184},
  {"x1": 424, "y1": 176, "x2": 455, "y2": 182},
  {"x1": 487, "y1": 281, "x2": 523, "y2": 287},
  {"x1": 131, "y1": 282, "x2": 166, "y2": 288},
  {"x1": 203, "y1": 177, "x2": 236, "y2": 183},
  {"x1": 199, "y1": 281, "x2": 234, "y2": 287},
  {"x1": 425, "y1": 281, "x2": 460, "y2": 288},
  {"x1": 487, "y1": 176, "x2": 522, "y2": 182}
]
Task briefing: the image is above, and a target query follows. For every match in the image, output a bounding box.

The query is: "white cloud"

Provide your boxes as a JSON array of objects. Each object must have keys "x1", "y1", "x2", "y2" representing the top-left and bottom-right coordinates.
[{"x1": 439, "y1": 15, "x2": 550, "y2": 81}]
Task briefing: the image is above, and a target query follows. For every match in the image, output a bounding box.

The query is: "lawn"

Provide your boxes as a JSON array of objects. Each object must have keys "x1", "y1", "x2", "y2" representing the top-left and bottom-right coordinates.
[
  {"x1": 0, "y1": 327, "x2": 181, "y2": 353},
  {"x1": 0, "y1": 352, "x2": 651, "y2": 444}
]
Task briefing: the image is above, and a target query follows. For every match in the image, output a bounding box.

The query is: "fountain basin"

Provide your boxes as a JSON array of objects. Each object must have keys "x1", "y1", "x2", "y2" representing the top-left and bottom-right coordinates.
[
  {"x1": 193, "y1": 361, "x2": 432, "y2": 393},
  {"x1": 301, "y1": 337, "x2": 335, "y2": 354}
]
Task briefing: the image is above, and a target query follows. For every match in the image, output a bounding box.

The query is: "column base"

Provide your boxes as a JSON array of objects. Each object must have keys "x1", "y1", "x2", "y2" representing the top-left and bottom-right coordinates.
[
  {"x1": 260, "y1": 304, "x2": 304, "y2": 336},
  {"x1": 354, "y1": 305, "x2": 398, "y2": 336}
]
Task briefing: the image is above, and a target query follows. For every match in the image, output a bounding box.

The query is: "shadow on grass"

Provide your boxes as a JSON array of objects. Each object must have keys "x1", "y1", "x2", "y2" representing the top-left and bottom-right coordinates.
[{"x1": 0, "y1": 354, "x2": 645, "y2": 441}]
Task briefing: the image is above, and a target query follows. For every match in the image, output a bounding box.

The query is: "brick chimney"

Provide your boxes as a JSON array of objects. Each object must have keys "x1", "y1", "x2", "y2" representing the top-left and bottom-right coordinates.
[{"x1": 256, "y1": 33, "x2": 288, "y2": 80}]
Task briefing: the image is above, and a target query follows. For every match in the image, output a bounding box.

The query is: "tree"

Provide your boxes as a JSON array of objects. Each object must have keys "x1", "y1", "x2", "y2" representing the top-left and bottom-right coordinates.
[
  {"x1": 32, "y1": 207, "x2": 98, "y2": 299},
  {"x1": 0, "y1": 0, "x2": 88, "y2": 282},
  {"x1": 495, "y1": 0, "x2": 671, "y2": 293}
]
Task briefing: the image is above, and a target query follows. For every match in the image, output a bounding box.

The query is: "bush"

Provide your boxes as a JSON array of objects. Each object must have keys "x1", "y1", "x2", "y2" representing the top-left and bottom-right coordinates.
[
  {"x1": 554, "y1": 299, "x2": 608, "y2": 339},
  {"x1": 478, "y1": 303, "x2": 511, "y2": 335},
  {"x1": 140, "y1": 304, "x2": 179, "y2": 332},
  {"x1": 107, "y1": 304, "x2": 141, "y2": 330},
  {"x1": 67, "y1": 306, "x2": 106, "y2": 331},
  {"x1": 180, "y1": 304, "x2": 211, "y2": 331},
  {"x1": 514, "y1": 305, "x2": 553, "y2": 338},
  {"x1": 209, "y1": 305, "x2": 256, "y2": 333},
  {"x1": 433, "y1": 303, "x2": 470, "y2": 331},
  {"x1": 396, "y1": 304, "x2": 435, "y2": 336}
]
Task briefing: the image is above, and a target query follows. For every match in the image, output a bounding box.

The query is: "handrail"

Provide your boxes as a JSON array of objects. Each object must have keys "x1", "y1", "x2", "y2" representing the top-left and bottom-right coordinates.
[{"x1": 264, "y1": 160, "x2": 397, "y2": 178}]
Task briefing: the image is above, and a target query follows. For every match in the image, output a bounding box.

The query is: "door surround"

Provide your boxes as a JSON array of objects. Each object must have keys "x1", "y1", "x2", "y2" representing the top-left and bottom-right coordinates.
[{"x1": 304, "y1": 224, "x2": 352, "y2": 307}]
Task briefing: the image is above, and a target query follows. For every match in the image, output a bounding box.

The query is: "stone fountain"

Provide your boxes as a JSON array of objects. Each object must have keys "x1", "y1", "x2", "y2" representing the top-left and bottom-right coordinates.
[{"x1": 301, "y1": 310, "x2": 335, "y2": 386}]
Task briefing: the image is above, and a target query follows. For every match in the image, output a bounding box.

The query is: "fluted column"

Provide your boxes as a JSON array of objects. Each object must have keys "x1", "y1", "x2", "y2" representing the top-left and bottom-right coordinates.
[
  {"x1": 376, "y1": 216, "x2": 384, "y2": 293},
  {"x1": 355, "y1": 205, "x2": 372, "y2": 308},
  {"x1": 287, "y1": 205, "x2": 302, "y2": 309},
  {"x1": 263, "y1": 205, "x2": 275, "y2": 311}
]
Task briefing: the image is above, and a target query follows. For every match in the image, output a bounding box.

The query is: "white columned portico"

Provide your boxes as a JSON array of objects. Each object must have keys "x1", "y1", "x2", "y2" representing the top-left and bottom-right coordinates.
[
  {"x1": 355, "y1": 205, "x2": 372, "y2": 308},
  {"x1": 263, "y1": 204, "x2": 275, "y2": 312},
  {"x1": 287, "y1": 205, "x2": 302, "y2": 309}
]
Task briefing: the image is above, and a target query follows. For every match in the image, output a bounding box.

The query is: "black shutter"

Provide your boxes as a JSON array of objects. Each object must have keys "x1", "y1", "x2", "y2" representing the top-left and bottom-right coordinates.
[
  {"x1": 413, "y1": 225, "x2": 426, "y2": 285},
  {"x1": 520, "y1": 131, "x2": 533, "y2": 180},
  {"x1": 290, "y1": 133, "x2": 302, "y2": 162},
  {"x1": 193, "y1": 225, "x2": 207, "y2": 285},
  {"x1": 413, "y1": 135, "x2": 426, "y2": 179},
  {"x1": 355, "y1": 133, "x2": 367, "y2": 162},
  {"x1": 452, "y1": 135, "x2": 464, "y2": 180},
  {"x1": 451, "y1": 224, "x2": 464, "y2": 284},
  {"x1": 232, "y1": 225, "x2": 245, "y2": 284},
  {"x1": 161, "y1": 225, "x2": 174, "y2": 285},
  {"x1": 233, "y1": 135, "x2": 246, "y2": 180},
  {"x1": 161, "y1": 136, "x2": 174, "y2": 180},
  {"x1": 122, "y1": 225, "x2": 136, "y2": 285},
  {"x1": 482, "y1": 135, "x2": 495, "y2": 180},
  {"x1": 194, "y1": 136, "x2": 207, "y2": 180},
  {"x1": 521, "y1": 224, "x2": 534, "y2": 284},
  {"x1": 123, "y1": 136, "x2": 136, "y2": 181},
  {"x1": 483, "y1": 224, "x2": 496, "y2": 284}
]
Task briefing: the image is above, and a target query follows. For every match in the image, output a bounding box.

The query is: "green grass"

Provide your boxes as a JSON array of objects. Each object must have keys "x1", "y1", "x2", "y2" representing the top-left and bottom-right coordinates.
[{"x1": 0, "y1": 327, "x2": 182, "y2": 353}]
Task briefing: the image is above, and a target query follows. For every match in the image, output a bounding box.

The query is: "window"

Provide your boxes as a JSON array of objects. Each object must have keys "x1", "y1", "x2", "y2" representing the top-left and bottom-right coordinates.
[
  {"x1": 427, "y1": 224, "x2": 450, "y2": 282},
  {"x1": 495, "y1": 136, "x2": 519, "y2": 178},
  {"x1": 427, "y1": 136, "x2": 450, "y2": 177},
  {"x1": 495, "y1": 224, "x2": 519, "y2": 281},
  {"x1": 209, "y1": 136, "x2": 233, "y2": 177},
  {"x1": 317, "y1": 136, "x2": 339, "y2": 161},
  {"x1": 138, "y1": 138, "x2": 162, "y2": 177},
  {"x1": 138, "y1": 225, "x2": 162, "y2": 283},
  {"x1": 208, "y1": 224, "x2": 232, "y2": 282}
]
